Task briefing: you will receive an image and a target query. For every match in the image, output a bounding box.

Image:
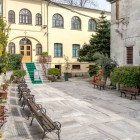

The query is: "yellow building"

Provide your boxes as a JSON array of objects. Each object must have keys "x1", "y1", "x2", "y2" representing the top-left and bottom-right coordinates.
[{"x1": 1, "y1": 0, "x2": 110, "y2": 76}]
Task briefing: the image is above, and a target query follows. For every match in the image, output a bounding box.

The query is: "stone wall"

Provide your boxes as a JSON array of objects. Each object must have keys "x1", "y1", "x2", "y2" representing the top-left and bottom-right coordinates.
[{"x1": 110, "y1": 0, "x2": 140, "y2": 66}]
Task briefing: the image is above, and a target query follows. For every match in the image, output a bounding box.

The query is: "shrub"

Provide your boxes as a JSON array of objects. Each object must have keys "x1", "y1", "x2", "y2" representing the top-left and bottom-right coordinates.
[
  {"x1": 13, "y1": 70, "x2": 26, "y2": 78},
  {"x1": 48, "y1": 68, "x2": 60, "y2": 76},
  {"x1": 110, "y1": 66, "x2": 140, "y2": 87},
  {"x1": 40, "y1": 52, "x2": 48, "y2": 57},
  {"x1": 88, "y1": 64, "x2": 99, "y2": 77},
  {"x1": 8, "y1": 54, "x2": 22, "y2": 70}
]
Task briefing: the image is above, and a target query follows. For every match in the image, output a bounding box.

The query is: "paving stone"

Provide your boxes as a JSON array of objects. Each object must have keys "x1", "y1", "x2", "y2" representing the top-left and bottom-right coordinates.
[
  {"x1": 3, "y1": 78, "x2": 140, "y2": 140},
  {"x1": 11, "y1": 107, "x2": 20, "y2": 116},
  {"x1": 15, "y1": 121, "x2": 28, "y2": 137}
]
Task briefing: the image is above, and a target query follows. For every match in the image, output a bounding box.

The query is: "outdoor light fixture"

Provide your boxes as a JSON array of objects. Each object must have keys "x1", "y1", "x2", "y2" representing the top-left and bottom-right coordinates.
[
  {"x1": 115, "y1": 28, "x2": 123, "y2": 37},
  {"x1": 42, "y1": 25, "x2": 47, "y2": 29}
]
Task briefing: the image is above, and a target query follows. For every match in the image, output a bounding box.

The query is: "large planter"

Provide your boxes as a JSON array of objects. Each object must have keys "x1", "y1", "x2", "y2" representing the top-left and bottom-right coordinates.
[
  {"x1": 64, "y1": 73, "x2": 69, "y2": 81},
  {"x1": 47, "y1": 75, "x2": 57, "y2": 82}
]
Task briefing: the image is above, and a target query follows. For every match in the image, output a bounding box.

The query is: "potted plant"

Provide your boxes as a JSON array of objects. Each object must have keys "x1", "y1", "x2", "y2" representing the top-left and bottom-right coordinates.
[
  {"x1": 13, "y1": 69, "x2": 26, "y2": 83},
  {"x1": 64, "y1": 55, "x2": 71, "y2": 81},
  {"x1": 39, "y1": 52, "x2": 48, "y2": 63},
  {"x1": 47, "y1": 68, "x2": 60, "y2": 82}
]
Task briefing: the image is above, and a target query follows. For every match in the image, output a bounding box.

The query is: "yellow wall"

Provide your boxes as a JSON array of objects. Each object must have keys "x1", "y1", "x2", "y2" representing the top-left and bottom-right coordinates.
[{"x1": 4, "y1": 0, "x2": 110, "y2": 74}]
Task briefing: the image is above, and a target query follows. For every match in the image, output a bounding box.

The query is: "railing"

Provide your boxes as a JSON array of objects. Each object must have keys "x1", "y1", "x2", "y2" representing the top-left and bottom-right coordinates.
[{"x1": 41, "y1": 63, "x2": 46, "y2": 75}]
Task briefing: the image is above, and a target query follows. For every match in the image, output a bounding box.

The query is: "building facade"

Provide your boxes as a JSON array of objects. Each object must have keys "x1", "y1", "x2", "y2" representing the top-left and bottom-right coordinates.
[
  {"x1": 1, "y1": 0, "x2": 110, "y2": 75},
  {"x1": 108, "y1": 0, "x2": 140, "y2": 66}
]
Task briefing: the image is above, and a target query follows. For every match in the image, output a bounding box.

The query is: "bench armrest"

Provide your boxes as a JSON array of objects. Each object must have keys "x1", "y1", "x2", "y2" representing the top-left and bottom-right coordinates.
[{"x1": 54, "y1": 121, "x2": 61, "y2": 130}]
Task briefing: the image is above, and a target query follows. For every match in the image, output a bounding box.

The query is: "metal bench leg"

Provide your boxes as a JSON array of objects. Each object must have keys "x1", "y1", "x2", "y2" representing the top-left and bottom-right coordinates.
[
  {"x1": 135, "y1": 95, "x2": 136, "y2": 100},
  {"x1": 124, "y1": 93, "x2": 126, "y2": 97},
  {"x1": 58, "y1": 131, "x2": 60, "y2": 140},
  {"x1": 21, "y1": 100, "x2": 24, "y2": 107},
  {"x1": 22, "y1": 104, "x2": 25, "y2": 110},
  {"x1": 30, "y1": 116, "x2": 34, "y2": 126},
  {"x1": 19, "y1": 94, "x2": 22, "y2": 101},
  {"x1": 120, "y1": 92, "x2": 122, "y2": 97},
  {"x1": 131, "y1": 95, "x2": 132, "y2": 100},
  {"x1": 42, "y1": 131, "x2": 46, "y2": 140}
]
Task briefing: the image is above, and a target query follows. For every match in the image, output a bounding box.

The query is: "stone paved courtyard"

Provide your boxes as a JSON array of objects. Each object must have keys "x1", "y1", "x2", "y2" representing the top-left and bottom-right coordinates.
[{"x1": 1, "y1": 78, "x2": 140, "y2": 140}]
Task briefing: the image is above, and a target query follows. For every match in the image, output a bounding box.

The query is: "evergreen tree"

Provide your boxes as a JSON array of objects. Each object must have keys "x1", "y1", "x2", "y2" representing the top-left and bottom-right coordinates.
[
  {"x1": 90, "y1": 11, "x2": 110, "y2": 57},
  {"x1": 78, "y1": 11, "x2": 110, "y2": 63}
]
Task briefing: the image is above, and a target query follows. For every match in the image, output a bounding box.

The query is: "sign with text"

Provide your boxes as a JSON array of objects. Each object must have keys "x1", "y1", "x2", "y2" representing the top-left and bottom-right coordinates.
[{"x1": 34, "y1": 70, "x2": 40, "y2": 81}]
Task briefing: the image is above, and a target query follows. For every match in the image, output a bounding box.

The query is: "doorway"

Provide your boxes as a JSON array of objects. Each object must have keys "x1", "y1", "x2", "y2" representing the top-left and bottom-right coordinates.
[
  {"x1": 19, "y1": 38, "x2": 32, "y2": 62},
  {"x1": 55, "y1": 65, "x2": 61, "y2": 75}
]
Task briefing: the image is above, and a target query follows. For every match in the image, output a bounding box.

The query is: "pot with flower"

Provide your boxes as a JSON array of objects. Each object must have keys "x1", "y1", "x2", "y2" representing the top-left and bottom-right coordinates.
[
  {"x1": 64, "y1": 55, "x2": 71, "y2": 81},
  {"x1": 39, "y1": 52, "x2": 48, "y2": 63},
  {"x1": 47, "y1": 68, "x2": 60, "y2": 82}
]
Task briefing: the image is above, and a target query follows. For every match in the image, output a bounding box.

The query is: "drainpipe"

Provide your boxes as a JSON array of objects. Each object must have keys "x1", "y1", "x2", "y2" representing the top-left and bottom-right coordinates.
[{"x1": 46, "y1": 2, "x2": 49, "y2": 54}]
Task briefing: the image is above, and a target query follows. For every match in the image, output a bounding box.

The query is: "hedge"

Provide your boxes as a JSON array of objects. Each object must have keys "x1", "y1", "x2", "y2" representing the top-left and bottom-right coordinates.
[{"x1": 110, "y1": 66, "x2": 140, "y2": 87}]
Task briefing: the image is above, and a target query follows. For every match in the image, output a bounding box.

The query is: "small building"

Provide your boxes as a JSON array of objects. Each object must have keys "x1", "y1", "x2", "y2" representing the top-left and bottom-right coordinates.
[
  {"x1": 107, "y1": 0, "x2": 140, "y2": 66},
  {"x1": 1, "y1": 0, "x2": 110, "y2": 75}
]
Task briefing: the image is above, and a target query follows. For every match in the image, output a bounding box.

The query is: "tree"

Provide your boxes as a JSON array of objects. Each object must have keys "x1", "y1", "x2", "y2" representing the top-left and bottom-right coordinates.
[
  {"x1": 90, "y1": 11, "x2": 110, "y2": 57},
  {"x1": 0, "y1": 16, "x2": 10, "y2": 74},
  {"x1": 78, "y1": 12, "x2": 110, "y2": 63},
  {"x1": 78, "y1": 12, "x2": 111, "y2": 78},
  {"x1": 51, "y1": 0, "x2": 97, "y2": 8},
  {"x1": 94, "y1": 53, "x2": 118, "y2": 81}
]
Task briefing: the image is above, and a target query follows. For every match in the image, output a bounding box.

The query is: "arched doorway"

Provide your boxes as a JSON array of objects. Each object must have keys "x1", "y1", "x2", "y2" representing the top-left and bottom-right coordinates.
[{"x1": 19, "y1": 38, "x2": 32, "y2": 62}]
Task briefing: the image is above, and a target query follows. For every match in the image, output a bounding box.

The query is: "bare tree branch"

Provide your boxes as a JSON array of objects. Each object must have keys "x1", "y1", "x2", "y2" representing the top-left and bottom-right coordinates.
[{"x1": 51, "y1": 0, "x2": 97, "y2": 8}]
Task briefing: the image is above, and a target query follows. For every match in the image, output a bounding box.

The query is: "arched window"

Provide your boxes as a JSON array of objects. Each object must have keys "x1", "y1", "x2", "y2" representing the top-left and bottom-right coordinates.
[
  {"x1": 8, "y1": 10, "x2": 15, "y2": 23},
  {"x1": 36, "y1": 13, "x2": 42, "y2": 25},
  {"x1": 36, "y1": 44, "x2": 42, "y2": 55},
  {"x1": 88, "y1": 19, "x2": 96, "y2": 31},
  {"x1": 52, "y1": 14, "x2": 63, "y2": 28},
  {"x1": 71, "y1": 16, "x2": 81, "y2": 30},
  {"x1": 9, "y1": 42, "x2": 15, "y2": 54},
  {"x1": 19, "y1": 9, "x2": 32, "y2": 24},
  {"x1": 19, "y1": 38, "x2": 31, "y2": 45}
]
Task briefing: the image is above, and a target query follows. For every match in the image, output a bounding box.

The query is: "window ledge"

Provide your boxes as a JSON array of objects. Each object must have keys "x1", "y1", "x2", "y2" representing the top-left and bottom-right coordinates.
[
  {"x1": 88, "y1": 30, "x2": 96, "y2": 32},
  {"x1": 52, "y1": 27, "x2": 64, "y2": 29},
  {"x1": 71, "y1": 29, "x2": 82, "y2": 31},
  {"x1": 72, "y1": 69, "x2": 81, "y2": 70},
  {"x1": 9, "y1": 22, "x2": 16, "y2": 24},
  {"x1": 54, "y1": 57, "x2": 63, "y2": 58},
  {"x1": 72, "y1": 57, "x2": 78, "y2": 58},
  {"x1": 19, "y1": 23, "x2": 32, "y2": 25}
]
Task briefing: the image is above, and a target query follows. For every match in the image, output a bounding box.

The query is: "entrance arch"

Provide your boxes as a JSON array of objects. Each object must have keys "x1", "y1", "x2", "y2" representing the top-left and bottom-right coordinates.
[{"x1": 19, "y1": 38, "x2": 32, "y2": 62}]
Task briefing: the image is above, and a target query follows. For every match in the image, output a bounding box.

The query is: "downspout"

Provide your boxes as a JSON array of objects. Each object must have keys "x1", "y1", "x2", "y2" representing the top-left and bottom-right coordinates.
[{"x1": 46, "y1": 2, "x2": 49, "y2": 54}]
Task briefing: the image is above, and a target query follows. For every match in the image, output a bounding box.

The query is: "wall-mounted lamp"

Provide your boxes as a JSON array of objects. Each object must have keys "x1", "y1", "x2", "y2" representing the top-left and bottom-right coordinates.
[
  {"x1": 42, "y1": 25, "x2": 47, "y2": 29},
  {"x1": 115, "y1": 28, "x2": 123, "y2": 37}
]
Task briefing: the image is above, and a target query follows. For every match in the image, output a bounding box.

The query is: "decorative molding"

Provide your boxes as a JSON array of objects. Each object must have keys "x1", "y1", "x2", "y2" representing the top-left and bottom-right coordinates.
[{"x1": 125, "y1": 38, "x2": 136, "y2": 47}]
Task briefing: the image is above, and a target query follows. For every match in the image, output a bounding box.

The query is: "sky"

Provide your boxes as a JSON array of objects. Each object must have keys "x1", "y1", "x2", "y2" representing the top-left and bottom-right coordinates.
[
  {"x1": 96, "y1": 0, "x2": 111, "y2": 12},
  {"x1": 0, "y1": 0, "x2": 111, "y2": 14}
]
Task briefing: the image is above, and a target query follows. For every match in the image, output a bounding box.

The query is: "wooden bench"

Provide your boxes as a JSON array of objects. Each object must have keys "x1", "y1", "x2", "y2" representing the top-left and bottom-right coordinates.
[
  {"x1": 30, "y1": 105, "x2": 61, "y2": 140},
  {"x1": 93, "y1": 81, "x2": 105, "y2": 90},
  {"x1": 120, "y1": 87, "x2": 139, "y2": 100},
  {"x1": 19, "y1": 88, "x2": 30, "y2": 101},
  {"x1": 21, "y1": 92, "x2": 35, "y2": 110},
  {"x1": 18, "y1": 83, "x2": 28, "y2": 93},
  {"x1": 24, "y1": 98, "x2": 42, "y2": 120}
]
